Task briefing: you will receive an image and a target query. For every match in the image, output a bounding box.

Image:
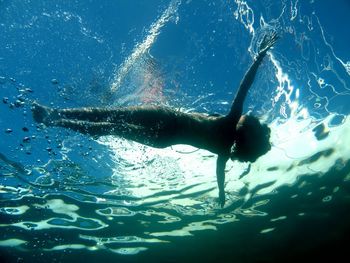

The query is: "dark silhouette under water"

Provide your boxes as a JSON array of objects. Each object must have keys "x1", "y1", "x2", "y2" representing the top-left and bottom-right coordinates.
[{"x1": 32, "y1": 33, "x2": 278, "y2": 207}]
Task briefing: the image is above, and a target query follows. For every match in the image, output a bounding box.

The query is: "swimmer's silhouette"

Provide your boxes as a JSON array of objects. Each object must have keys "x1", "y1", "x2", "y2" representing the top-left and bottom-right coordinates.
[{"x1": 32, "y1": 32, "x2": 278, "y2": 207}]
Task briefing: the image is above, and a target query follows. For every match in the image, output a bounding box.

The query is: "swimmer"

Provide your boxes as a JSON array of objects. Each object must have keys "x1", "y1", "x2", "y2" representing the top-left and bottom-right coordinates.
[{"x1": 32, "y1": 32, "x2": 278, "y2": 207}]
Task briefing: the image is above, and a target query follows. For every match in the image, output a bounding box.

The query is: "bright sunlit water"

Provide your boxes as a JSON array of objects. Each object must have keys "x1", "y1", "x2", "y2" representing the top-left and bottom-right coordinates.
[{"x1": 1, "y1": 1, "x2": 350, "y2": 262}]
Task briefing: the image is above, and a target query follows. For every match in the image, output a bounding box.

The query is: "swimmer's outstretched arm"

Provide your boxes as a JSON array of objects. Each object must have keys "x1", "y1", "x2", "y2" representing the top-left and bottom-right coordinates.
[{"x1": 226, "y1": 32, "x2": 278, "y2": 123}]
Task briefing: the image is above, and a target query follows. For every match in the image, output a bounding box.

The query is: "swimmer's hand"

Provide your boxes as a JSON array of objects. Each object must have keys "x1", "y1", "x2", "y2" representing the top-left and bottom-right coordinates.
[
  {"x1": 258, "y1": 31, "x2": 278, "y2": 56},
  {"x1": 219, "y1": 190, "x2": 225, "y2": 208}
]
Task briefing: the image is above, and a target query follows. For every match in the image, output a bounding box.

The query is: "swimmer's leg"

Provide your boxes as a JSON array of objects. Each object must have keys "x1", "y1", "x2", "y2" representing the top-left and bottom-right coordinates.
[
  {"x1": 32, "y1": 102, "x2": 190, "y2": 148},
  {"x1": 57, "y1": 107, "x2": 118, "y2": 122},
  {"x1": 32, "y1": 102, "x2": 115, "y2": 124},
  {"x1": 51, "y1": 119, "x2": 116, "y2": 136},
  {"x1": 56, "y1": 105, "x2": 177, "y2": 126},
  {"x1": 32, "y1": 102, "x2": 174, "y2": 125},
  {"x1": 50, "y1": 119, "x2": 174, "y2": 148}
]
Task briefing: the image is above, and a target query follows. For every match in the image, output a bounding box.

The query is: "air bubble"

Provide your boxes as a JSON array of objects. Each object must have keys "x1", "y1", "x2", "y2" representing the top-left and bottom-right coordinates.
[
  {"x1": 51, "y1": 79, "x2": 59, "y2": 85},
  {"x1": 22, "y1": 137, "x2": 31, "y2": 143},
  {"x1": 322, "y1": 195, "x2": 332, "y2": 202}
]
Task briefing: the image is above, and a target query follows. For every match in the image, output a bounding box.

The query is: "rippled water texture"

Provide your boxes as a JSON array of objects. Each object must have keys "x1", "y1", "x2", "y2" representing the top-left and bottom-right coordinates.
[{"x1": 1, "y1": 0, "x2": 350, "y2": 262}]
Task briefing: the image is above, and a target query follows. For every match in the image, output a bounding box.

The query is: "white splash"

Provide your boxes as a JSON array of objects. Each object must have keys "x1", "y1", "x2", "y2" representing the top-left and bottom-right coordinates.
[
  {"x1": 110, "y1": 0, "x2": 181, "y2": 93},
  {"x1": 233, "y1": 0, "x2": 255, "y2": 34}
]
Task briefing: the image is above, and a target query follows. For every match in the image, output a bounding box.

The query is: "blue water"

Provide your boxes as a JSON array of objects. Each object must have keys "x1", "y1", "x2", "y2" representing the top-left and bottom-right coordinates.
[{"x1": 1, "y1": 1, "x2": 350, "y2": 262}]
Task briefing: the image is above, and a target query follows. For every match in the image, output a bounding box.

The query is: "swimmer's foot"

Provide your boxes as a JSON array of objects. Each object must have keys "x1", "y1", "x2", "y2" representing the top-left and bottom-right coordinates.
[{"x1": 31, "y1": 102, "x2": 58, "y2": 125}]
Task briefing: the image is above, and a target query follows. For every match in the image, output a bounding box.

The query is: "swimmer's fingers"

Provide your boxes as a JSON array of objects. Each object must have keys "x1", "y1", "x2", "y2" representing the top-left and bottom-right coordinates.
[
  {"x1": 259, "y1": 34, "x2": 269, "y2": 51},
  {"x1": 268, "y1": 32, "x2": 279, "y2": 47},
  {"x1": 259, "y1": 31, "x2": 279, "y2": 54}
]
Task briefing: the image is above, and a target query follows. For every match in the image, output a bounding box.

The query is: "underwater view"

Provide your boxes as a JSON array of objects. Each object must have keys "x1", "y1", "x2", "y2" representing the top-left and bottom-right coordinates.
[{"x1": 1, "y1": 0, "x2": 350, "y2": 262}]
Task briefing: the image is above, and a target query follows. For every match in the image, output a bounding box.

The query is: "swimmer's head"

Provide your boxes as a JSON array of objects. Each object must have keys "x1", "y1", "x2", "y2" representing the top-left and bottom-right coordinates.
[{"x1": 230, "y1": 114, "x2": 271, "y2": 162}]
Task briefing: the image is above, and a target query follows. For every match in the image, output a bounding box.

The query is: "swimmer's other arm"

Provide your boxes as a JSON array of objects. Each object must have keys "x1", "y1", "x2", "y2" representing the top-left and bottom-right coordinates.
[
  {"x1": 217, "y1": 155, "x2": 229, "y2": 207},
  {"x1": 218, "y1": 32, "x2": 278, "y2": 207}
]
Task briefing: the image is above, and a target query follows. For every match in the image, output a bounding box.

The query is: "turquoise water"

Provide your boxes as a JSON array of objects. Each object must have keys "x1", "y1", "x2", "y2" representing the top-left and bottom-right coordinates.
[{"x1": 1, "y1": 1, "x2": 350, "y2": 262}]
